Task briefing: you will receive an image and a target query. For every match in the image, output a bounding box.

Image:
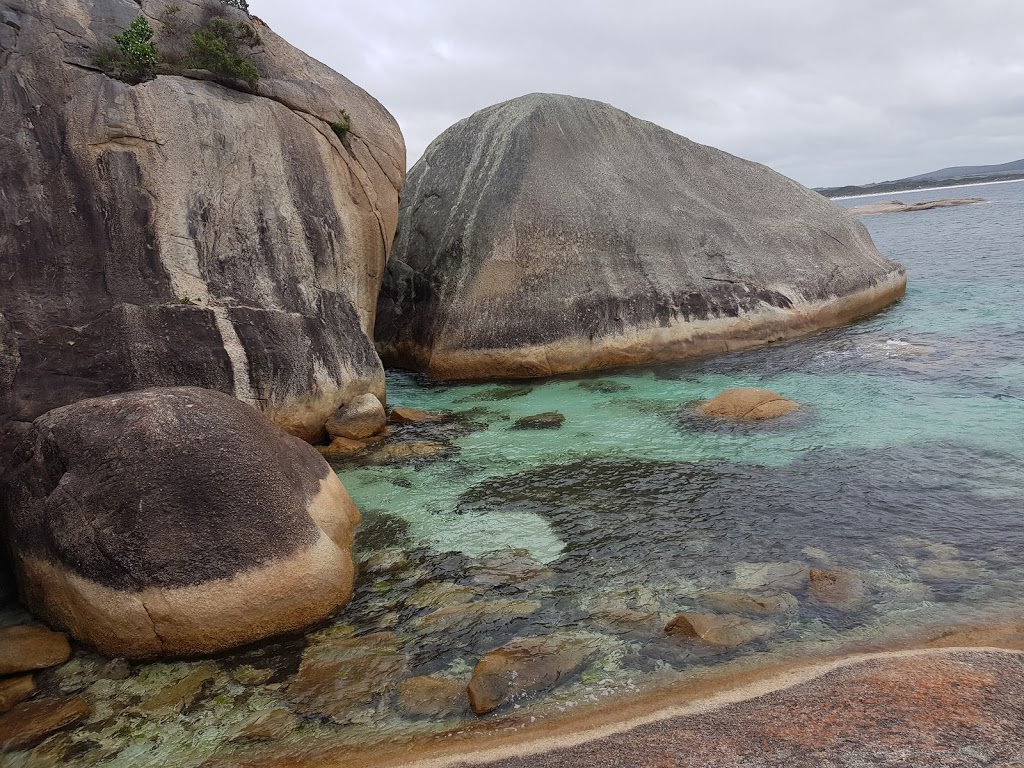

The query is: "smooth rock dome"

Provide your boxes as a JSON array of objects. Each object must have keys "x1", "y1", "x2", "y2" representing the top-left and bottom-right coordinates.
[
  {"x1": 0, "y1": 387, "x2": 360, "y2": 658},
  {"x1": 0, "y1": 0, "x2": 405, "y2": 454},
  {"x1": 376, "y1": 93, "x2": 906, "y2": 379}
]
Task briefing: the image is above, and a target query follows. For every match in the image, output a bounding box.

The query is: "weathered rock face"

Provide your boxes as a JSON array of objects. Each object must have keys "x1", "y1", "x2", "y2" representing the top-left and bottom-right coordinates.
[
  {"x1": 377, "y1": 93, "x2": 905, "y2": 379},
  {"x1": 0, "y1": 0, "x2": 405, "y2": 455},
  {"x1": 0, "y1": 387, "x2": 361, "y2": 658}
]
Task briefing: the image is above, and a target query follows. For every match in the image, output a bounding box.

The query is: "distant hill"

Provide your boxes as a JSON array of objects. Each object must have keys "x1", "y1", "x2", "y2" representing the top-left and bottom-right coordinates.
[
  {"x1": 817, "y1": 158, "x2": 1024, "y2": 198},
  {"x1": 903, "y1": 158, "x2": 1024, "y2": 183}
]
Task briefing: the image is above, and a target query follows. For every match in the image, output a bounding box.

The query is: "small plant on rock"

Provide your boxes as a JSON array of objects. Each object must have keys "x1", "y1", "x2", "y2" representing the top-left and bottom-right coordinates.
[
  {"x1": 220, "y1": 0, "x2": 250, "y2": 12},
  {"x1": 94, "y1": 14, "x2": 158, "y2": 83},
  {"x1": 187, "y1": 17, "x2": 262, "y2": 90},
  {"x1": 330, "y1": 109, "x2": 351, "y2": 140}
]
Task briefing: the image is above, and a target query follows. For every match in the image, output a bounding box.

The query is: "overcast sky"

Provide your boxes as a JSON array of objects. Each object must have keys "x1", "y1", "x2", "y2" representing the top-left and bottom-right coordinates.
[{"x1": 252, "y1": 1, "x2": 1024, "y2": 187}]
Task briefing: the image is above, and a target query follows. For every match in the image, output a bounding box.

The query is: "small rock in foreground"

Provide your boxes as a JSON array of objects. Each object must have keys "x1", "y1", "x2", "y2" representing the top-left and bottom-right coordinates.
[{"x1": 0, "y1": 626, "x2": 71, "y2": 676}]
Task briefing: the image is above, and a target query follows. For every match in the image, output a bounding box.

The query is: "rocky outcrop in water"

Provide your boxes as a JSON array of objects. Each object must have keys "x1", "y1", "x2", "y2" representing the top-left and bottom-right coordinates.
[
  {"x1": 0, "y1": 0, "x2": 404, "y2": 454},
  {"x1": 848, "y1": 198, "x2": 984, "y2": 216},
  {"x1": 377, "y1": 93, "x2": 906, "y2": 379},
  {"x1": 0, "y1": 387, "x2": 360, "y2": 658},
  {"x1": 697, "y1": 388, "x2": 798, "y2": 420}
]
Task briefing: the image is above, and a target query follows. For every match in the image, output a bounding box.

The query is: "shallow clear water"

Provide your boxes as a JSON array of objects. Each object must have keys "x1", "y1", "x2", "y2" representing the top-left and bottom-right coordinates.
[{"x1": 6, "y1": 181, "x2": 1024, "y2": 767}]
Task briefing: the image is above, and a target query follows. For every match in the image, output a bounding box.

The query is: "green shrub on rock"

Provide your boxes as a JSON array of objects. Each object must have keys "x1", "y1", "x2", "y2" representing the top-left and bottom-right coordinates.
[
  {"x1": 187, "y1": 17, "x2": 262, "y2": 90},
  {"x1": 330, "y1": 109, "x2": 352, "y2": 140},
  {"x1": 220, "y1": 0, "x2": 250, "y2": 12},
  {"x1": 94, "y1": 14, "x2": 158, "y2": 83}
]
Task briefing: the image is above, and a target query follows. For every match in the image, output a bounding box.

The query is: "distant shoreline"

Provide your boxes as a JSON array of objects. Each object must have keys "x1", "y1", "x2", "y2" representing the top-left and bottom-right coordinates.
[{"x1": 830, "y1": 176, "x2": 1024, "y2": 201}]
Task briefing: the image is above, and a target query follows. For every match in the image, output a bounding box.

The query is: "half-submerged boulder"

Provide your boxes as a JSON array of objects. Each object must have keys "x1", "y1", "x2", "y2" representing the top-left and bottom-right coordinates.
[
  {"x1": 0, "y1": 0, "x2": 405, "y2": 455},
  {"x1": 0, "y1": 387, "x2": 360, "y2": 658},
  {"x1": 377, "y1": 93, "x2": 905, "y2": 379},
  {"x1": 697, "y1": 388, "x2": 798, "y2": 420}
]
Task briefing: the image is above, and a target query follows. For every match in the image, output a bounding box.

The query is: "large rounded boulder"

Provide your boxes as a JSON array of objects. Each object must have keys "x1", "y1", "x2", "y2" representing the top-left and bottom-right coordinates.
[
  {"x1": 0, "y1": 0, "x2": 405, "y2": 455},
  {"x1": 0, "y1": 387, "x2": 360, "y2": 658},
  {"x1": 376, "y1": 93, "x2": 906, "y2": 379}
]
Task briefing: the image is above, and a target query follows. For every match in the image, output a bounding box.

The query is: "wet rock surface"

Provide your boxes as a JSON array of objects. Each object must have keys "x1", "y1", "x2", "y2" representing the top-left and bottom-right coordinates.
[{"x1": 0, "y1": 626, "x2": 71, "y2": 675}]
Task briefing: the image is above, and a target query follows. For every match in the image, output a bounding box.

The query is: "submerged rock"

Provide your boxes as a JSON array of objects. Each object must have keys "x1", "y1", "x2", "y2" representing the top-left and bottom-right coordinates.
[
  {"x1": 415, "y1": 599, "x2": 542, "y2": 634},
  {"x1": 0, "y1": 388, "x2": 361, "y2": 658},
  {"x1": 406, "y1": 582, "x2": 482, "y2": 611},
  {"x1": 468, "y1": 549, "x2": 555, "y2": 587},
  {"x1": 397, "y1": 675, "x2": 470, "y2": 718},
  {"x1": 467, "y1": 634, "x2": 602, "y2": 715},
  {"x1": 808, "y1": 569, "x2": 868, "y2": 611},
  {"x1": 0, "y1": 0, "x2": 404, "y2": 453},
  {"x1": 288, "y1": 632, "x2": 407, "y2": 723},
  {"x1": 326, "y1": 394, "x2": 388, "y2": 441},
  {"x1": 0, "y1": 626, "x2": 71, "y2": 675},
  {"x1": 377, "y1": 93, "x2": 905, "y2": 379},
  {"x1": 511, "y1": 412, "x2": 566, "y2": 430},
  {"x1": 697, "y1": 388, "x2": 798, "y2": 420},
  {"x1": 665, "y1": 613, "x2": 774, "y2": 648},
  {"x1": 702, "y1": 589, "x2": 798, "y2": 616},
  {"x1": 362, "y1": 440, "x2": 451, "y2": 464},
  {"x1": 0, "y1": 696, "x2": 90, "y2": 753},
  {"x1": 389, "y1": 407, "x2": 441, "y2": 424},
  {"x1": 732, "y1": 562, "x2": 810, "y2": 591}
]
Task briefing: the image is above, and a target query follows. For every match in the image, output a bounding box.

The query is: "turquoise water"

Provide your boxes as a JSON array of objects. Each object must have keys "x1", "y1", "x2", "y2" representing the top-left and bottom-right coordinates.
[
  {"x1": 6, "y1": 182, "x2": 1023, "y2": 767},
  {"x1": 340, "y1": 183, "x2": 1024, "y2": 568}
]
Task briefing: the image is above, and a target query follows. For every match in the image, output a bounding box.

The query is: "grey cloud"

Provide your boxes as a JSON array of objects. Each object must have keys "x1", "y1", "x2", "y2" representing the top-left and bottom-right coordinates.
[{"x1": 252, "y1": 0, "x2": 1024, "y2": 186}]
